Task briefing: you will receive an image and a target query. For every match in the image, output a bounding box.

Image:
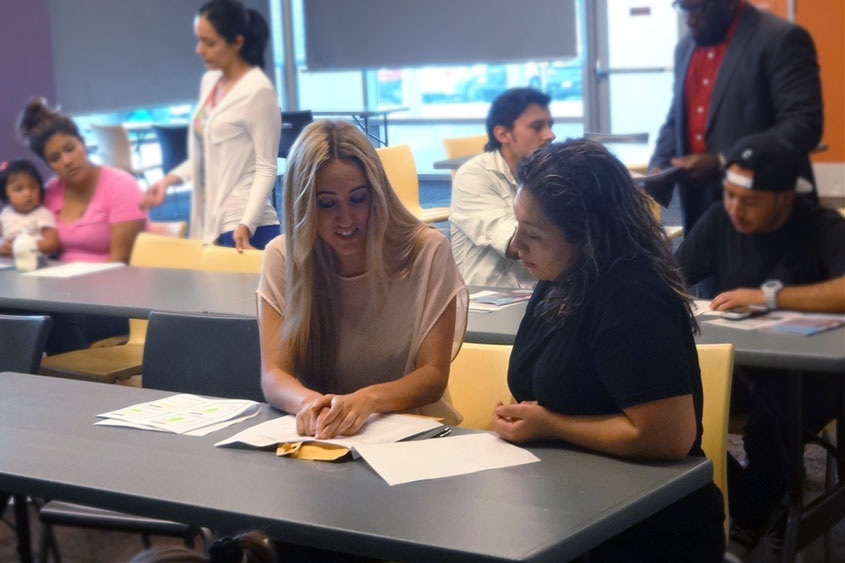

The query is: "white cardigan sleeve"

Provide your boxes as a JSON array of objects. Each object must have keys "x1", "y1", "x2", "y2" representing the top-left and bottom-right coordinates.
[{"x1": 239, "y1": 85, "x2": 281, "y2": 235}]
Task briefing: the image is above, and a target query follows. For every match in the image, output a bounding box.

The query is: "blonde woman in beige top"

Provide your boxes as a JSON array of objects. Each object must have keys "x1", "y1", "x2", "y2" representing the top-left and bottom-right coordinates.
[{"x1": 257, "y1": 121, "x2": 468, "y2": 440}]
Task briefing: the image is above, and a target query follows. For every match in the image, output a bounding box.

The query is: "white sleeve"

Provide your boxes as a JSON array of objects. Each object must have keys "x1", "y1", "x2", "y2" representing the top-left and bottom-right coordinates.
[
  {"x1": 449, "y1": 165, "x2": 517, "y2": 257},
  {"x1": 239, "y1": 86, "x2": 281, "y2": 235}
]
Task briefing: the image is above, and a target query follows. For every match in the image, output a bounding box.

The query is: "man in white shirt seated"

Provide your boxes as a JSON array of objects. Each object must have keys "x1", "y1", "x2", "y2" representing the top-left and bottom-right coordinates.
[{"x1": 450, "y1": 88, "x2": 554, "y2": 288}]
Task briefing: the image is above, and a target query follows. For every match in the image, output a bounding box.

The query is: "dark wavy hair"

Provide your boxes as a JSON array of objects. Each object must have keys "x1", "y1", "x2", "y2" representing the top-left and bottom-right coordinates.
[
  {"x1": 17, "y1": 97, "x2": 83, "y2": 161},
  {"x1": 0, "y1": 159, "x2": 44, "y2": 204},
  {"x1": 516, "y1": 139, "x2": 696, "y2": 331},
  {"x1": 485, "y1": 87, "x2": 551, "y2": 152},
  {"x1": 199, "y1": 0, "x2": 269, "y2": 68}
]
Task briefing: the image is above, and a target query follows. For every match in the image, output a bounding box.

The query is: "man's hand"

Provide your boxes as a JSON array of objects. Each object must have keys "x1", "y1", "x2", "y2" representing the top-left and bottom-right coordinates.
[
  {"x1": 671, "y1": 153, "x2": 722, "y2": 182},
  {"x1": 710, "y1": 288, "x2": 766, "y2": 311},
  {"x1": 492, "y1": 400, "x2": 551, "y2": 442}
]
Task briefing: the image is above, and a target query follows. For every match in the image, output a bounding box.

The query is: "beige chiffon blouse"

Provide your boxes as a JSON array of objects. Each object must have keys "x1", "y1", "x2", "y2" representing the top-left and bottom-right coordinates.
[{"x1": 257, "y1": 228, "x2": 468, "y2": 423}]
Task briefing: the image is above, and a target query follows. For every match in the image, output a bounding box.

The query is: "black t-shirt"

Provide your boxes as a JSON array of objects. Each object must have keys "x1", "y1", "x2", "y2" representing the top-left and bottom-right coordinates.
[
  {"x1": 509, "y1": 258, "x2": 705, "y2": 457},
  {"x1": 676, "y1": 198, "x2": 845, "y2": 294}
]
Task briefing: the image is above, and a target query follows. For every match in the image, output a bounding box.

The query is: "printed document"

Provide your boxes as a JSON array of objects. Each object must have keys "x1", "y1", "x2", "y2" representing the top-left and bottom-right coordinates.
[
  {"x1": 95, "y1": 393, "x2": 260, "y2": 435},
  {"x1": 215, "y1": 413, "x2": 442, "y2": 451}
]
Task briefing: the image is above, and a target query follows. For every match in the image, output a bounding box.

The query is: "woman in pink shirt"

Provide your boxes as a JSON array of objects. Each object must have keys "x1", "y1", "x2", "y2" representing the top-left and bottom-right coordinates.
[
  {"x1": 19, "y1": 97, "x2": 147, "y2": 262},
  {"x1": 15, "y1": 97, "x2": 148, "y2": 354}
]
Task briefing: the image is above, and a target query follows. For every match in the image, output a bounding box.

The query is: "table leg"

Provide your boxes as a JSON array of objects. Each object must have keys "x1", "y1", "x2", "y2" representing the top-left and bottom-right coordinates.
[
  {"x1": 13, "y1": 494, "x2": 33, "y2": 563},
  {"x1": 781, "y1": 372, "x2": 802, "y2": 563}
]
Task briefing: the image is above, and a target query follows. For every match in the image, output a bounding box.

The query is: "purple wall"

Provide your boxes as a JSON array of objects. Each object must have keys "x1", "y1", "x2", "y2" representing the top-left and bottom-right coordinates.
[{"x1": 0, "y1": 0, "x2": 55, "y2": 163}]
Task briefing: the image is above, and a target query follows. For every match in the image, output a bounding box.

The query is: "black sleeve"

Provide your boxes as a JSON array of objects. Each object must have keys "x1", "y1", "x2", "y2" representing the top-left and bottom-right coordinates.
[
  {"x1": 590, "y1": 277, "x2": 695, "y2": 410},
  {"x1": 762, "y1": 24, "x2": 823, "y2": 152},
  {"x1": 647, "y1": 43, "x2": 686, "y2": 208},
  {"x1": 675, "y1": 203, "x2": 720, "y2": 286},
  {"x1": 817, "y1": 211, "x2": 845, "y2": 278}
]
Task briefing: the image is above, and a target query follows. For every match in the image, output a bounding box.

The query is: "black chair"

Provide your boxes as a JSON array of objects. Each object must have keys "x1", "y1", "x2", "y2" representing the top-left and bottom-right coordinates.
[
  {"x1": 279, "y1": 110, "x2": 313, "y2": 159},
  {"x1": 142, "y1": 311, "x2": 264, "y2": 402},
  {"x1": 151, "y1": 124, "x2": 189, "y2": 174},
  {"x1": 0, "y1": 314, "x2": 52, "y2": 563},
  {"x1": 37, "y1": 311, "x2": 263, "y2": 560}
]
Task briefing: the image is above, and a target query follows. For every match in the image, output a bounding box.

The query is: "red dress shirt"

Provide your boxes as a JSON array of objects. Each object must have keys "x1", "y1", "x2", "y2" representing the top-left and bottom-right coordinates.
[{"x1": 683, "y1": 2, "x2": 745, "y2": 154}]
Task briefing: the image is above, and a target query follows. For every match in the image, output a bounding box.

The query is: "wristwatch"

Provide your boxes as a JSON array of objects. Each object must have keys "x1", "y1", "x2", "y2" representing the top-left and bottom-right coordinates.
[
  {"x1": 717, "y1": 152, "x2": 727, "y2": 170},
  {"x1": 761, "y1": 279, "x2": 784, "y2": 310}
]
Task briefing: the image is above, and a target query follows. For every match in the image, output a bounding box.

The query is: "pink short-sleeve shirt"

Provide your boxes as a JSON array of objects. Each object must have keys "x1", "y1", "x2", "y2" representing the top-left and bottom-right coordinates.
[{"x1": 44, "y1": 165, "x2": 148, "y2": 262}]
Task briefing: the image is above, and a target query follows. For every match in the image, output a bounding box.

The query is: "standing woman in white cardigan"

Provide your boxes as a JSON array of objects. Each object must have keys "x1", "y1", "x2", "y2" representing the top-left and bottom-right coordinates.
[{"x1": 141, "y1": 0, "x2": 280, "y2": 251}]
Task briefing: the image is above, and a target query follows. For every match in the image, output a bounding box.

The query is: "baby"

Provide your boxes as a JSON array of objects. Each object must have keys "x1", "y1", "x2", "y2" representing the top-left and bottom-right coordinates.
[{"x1": 0, "y1": 159, "x2": 59, "y2": 256}]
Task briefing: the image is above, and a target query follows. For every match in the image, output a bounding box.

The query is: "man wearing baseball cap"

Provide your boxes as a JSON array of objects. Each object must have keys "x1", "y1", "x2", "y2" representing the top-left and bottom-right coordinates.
[{"x1": 676, "y1": 132, "x2": 845, "y2": 557}]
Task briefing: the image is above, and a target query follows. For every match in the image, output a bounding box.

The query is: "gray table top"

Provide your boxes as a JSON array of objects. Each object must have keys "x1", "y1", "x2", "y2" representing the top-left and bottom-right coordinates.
[
  {"x1": 0, "y1": 264, "x2": 259, "y2": 319},
  {"x1": 433, "y1": 154, "x2": 474, "y2": 170},
  {"x1": 463, "y1": 296, "x2": 845, "y2": 373},
  {"x1": 0, "y1": 372, "x2": 712, "y2": 562}
]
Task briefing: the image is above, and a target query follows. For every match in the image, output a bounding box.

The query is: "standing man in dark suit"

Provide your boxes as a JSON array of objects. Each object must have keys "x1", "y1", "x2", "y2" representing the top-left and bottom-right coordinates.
[{"x1": 648, "y1": 0, "x2": 822, "y2": 233}]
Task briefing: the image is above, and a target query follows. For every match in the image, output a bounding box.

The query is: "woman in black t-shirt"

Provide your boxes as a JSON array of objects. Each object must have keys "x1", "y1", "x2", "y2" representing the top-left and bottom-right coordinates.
[{"x1": 492, "y1": 139, "x2": 725, "y2": 562}]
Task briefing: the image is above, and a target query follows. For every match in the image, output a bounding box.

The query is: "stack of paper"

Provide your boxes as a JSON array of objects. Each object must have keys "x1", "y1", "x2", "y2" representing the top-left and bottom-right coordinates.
[
  {"x1": 215, "y1": 413, "x2": 443, "y2": 452},
  {"x1": 95, "y1": 394, "x2": 261, "y2": 436},
  {"x1": 469, "y1": 289, "x2": 532, "y2": 312},
  {"x1": 24, "y1": 261, "x2": 124, "y2": 278}
]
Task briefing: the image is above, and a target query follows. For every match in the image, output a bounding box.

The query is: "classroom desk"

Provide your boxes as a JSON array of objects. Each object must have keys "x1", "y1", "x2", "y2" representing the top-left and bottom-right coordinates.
[
  {"x1": 0, "y1": 263, "x2": 260, "y2": 319},
  {"x1": 0, "y1": 372, "x2": 712, "y2": 562},
  {"x1": 463, "y1": 296, "x2": 845, "y2": 561}
]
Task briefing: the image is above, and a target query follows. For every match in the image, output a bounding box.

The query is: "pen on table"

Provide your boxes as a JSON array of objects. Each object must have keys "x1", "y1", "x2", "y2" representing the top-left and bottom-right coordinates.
[{"x1": 433, "y1": 426, "x2": 451, "y2": 438}]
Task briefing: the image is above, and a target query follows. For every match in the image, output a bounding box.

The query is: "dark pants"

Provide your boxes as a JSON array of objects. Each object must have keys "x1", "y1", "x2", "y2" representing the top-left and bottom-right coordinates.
[
  {"x1": 216, "y1": 224, "x2": 280, "y2": 250},
  {"x1": 589, "y1": 483, "x2": 725, "y2": 562},
  {"x1": 727, "y1": 367, "x2": 838, "y2": 531}
]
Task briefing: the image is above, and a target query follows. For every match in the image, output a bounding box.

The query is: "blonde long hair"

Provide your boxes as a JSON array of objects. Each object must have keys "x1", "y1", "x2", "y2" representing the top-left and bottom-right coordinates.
[{"x1": 282, "y1": 120, "x2": 429, "y2": 390}]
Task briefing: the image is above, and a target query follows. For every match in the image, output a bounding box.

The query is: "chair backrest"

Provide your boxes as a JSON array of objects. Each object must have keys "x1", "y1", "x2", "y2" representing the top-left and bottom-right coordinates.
[
  {"x1": 442, "y1": 134, "x2": 487, "y2": 159},
  {"x1": 0, "y1": 314, "x2": 52, "y2": 373},
  {"x1": 447, "y1": 343, "x2": 513, "y2": 430},
  {"x1": 279, "y1": 110, "x2": 314, "y2": 158},
  {"x1": 90, "y1": 124, "x2": 134, "y2": 174},
  {"x1": 200, "y1": 245, "x2": 264, "y2": 273},
  {"x1": 696, "y1": 342, "x2": 734, "y2": 537},
  {"x1": 129, "y1": 232, "x2": 202, "y2": 270},
  {"x1": 148, "y1": 221, "x2": 188, "y2": 238},
  {"x1": 151, "y1": 124, "x2": 188, "y2": 174},
  {"x1": 375, "y1": 144, "x2": 423, "y2": 215},
  {"x1": 143, "y1": 311, "x2": 264, "y2": 402}
]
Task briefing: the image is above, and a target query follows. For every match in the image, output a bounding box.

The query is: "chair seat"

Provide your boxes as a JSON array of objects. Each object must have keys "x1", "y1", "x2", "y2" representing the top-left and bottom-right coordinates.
[
  {"x1": 40, "y1": 343, "x2": 143, "y2": 383},
  {"x1": 417, "y1": 206, "x2": 450, "y2": 224},
  {"x1": 39, "y1": 501, "x2": 195, "y2": 536}
]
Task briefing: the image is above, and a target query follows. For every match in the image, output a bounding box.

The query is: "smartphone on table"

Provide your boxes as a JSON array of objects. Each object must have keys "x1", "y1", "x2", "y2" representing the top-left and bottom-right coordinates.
[{"x1": 719, "y1": 305, "x2": 769, "y2": 320}]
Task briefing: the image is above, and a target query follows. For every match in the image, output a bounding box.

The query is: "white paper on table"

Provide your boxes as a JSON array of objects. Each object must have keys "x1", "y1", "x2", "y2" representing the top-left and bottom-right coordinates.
[
  {"x1": 95, "y1": 410, "x2": 260, "y2": 436},
  {"x1": 214, "y1": 413, "x2": 442, "y2": 449},
  {"x1": 356, "y1": 432, "x2": 540, "y2": 486},
  {"x1": 692, "y1": 299, "x2": 720, "y2": 317},
  {"x1": 24, "y1": 261, "x2": 124, "y2": 278},
  {"x1": 96, "y1": 394, "x2": 260, "y2": 434},
  {"x1": 704, "y1": 313, "x2": 789, "y2": 331}
]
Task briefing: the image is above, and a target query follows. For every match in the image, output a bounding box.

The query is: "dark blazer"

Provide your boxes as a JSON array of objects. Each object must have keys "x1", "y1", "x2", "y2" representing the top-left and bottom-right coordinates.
[{"x1": 648, "y1": 3, "x2": 823, "y2": 230}]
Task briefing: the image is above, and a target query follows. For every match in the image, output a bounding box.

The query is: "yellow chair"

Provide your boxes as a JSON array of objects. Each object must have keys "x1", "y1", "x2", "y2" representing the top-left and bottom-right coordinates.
[
  {"x1": 447, "y1": 342, "x2": 513, "y2": 430},
  {"x1": 200, "y1": 245, "x2": 264, "y2": 274},
  {"x1": 696, "y1": 343, "x2": 735, "y2": 538},
  {"x1": 442, "y1": 134, "x2": 487, "y2": 159},
  {"x1": 442, "y1": 133, "x2": 486, "y2": 180},
  {"x1": 376, "y1": 144, "x2": 449, "y2": 223},
  {"x1": 148, "y1": 220, "x2": 188, "y2": 238},
  {"x1": 39, "y1": 233, "x2": 204, "y2": 383}
]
